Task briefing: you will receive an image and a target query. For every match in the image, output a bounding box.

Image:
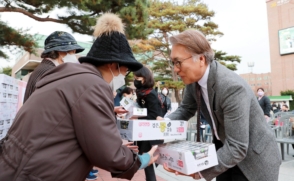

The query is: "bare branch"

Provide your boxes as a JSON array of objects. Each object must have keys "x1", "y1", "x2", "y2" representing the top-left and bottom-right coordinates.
[{"x1": 0, "y1": 7, "x2": 64, "y2": 23}]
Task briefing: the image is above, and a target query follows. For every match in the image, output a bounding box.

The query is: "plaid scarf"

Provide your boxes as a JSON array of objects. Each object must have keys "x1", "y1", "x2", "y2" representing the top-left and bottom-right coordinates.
[{"x1": 136, "y1": 88, "x2": 153, "y2": 100}]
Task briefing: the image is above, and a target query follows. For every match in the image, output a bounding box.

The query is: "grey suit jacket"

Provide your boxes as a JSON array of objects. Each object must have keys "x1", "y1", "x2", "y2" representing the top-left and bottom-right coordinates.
[{"x1": 168, "y1": 61, "x2": 281, "y2": 181}]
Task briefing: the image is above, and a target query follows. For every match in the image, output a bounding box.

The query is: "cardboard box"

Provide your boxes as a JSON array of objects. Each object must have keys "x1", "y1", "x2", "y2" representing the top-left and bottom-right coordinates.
[
  {"x1": 125, "y1": 107, "x2": 147, "y2": 119},
  {"x1": 0, "y1": 74, "x2": 15, "y2": 85},
  {"x1": 155, "y1": 140, "x2": 218, "y2": 175},
  {"x1": 117, "y1": 120, "x2": 187, "y2": 141},
  {"x1": 0, "y1": 91, "x2": 7, "y2": 102},
  {"x1": 0, "y1": 120, "x2": 4, "y2": 129},
  {"x1": 120, "y1": 97, "x2": 147, "y2": 119},
  {"x1": 120, "y1": 97, "x2": 135, "y2": 111}
]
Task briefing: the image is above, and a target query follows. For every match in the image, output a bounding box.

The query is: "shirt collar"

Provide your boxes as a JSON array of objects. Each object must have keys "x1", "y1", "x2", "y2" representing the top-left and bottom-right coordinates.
[{"x1": 198, "y1": 65, "x2": 210, "y2": 89}]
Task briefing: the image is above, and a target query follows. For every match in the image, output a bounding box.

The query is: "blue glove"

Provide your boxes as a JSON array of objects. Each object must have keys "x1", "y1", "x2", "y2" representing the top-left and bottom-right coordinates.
[{"x1": 138, "y1": 153, "x2": 151, "y2": 169}]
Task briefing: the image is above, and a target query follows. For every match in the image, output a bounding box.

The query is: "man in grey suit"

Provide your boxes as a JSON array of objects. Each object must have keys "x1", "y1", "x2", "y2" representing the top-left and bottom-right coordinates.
[{"x1": 160, "y1": 29, "x2": 281, "y2": 181}]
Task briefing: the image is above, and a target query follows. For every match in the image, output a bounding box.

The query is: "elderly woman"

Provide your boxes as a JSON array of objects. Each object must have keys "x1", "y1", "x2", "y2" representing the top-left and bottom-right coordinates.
[{"x1": 23, "y1": 31, "x2": 84, "y2": 103}]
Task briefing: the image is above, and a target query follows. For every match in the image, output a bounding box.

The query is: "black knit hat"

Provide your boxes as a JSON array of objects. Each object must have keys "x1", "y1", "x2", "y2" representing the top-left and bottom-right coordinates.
[
  {"x1": 43, "y1": 31, "x2": 84, "y2": 54},
  {"x1": 79, "y1": 13, "x2": 142, "y2": 71}
]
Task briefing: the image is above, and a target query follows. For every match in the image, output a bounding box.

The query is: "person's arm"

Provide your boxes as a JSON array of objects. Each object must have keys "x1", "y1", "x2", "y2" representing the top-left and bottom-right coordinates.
[
  {"x1": 200, "y1": 84, "x2": 250, "y2": 180},
  {"x1": 167, "y1": 84, "x2": 197, "y2": 120},
  {"x1": 71, "y1": 83, "x2": 141, "y2": 180},
  {"x1": 264, "y1": 96, "x2": 271, "y2": 117}
]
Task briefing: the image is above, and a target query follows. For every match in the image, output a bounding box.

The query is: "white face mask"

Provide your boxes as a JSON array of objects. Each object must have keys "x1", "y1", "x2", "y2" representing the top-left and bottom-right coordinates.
[
  {"x1": 62, "y1": 54, "x2": 79, "y2": 63},
  {"x1": 109, "y1": 65, "x2": 125, "y2": 91},
  {"x1": 257, "y1": 91, "x2": 264, "y2": 97},
  {"x1": 162, "y1": 89, "x2": 168, "y2": 95}
]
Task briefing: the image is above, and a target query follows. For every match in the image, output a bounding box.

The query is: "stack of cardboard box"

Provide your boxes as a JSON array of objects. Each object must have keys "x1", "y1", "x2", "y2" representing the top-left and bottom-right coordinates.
[{"x1": 0, "y1": 74, "x2": 26, "y2": 139}]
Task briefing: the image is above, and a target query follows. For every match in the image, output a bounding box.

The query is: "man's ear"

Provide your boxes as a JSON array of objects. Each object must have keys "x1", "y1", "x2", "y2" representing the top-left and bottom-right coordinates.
[{"x1": 199, "y1": 55, "x2": 206, "y2": 66}]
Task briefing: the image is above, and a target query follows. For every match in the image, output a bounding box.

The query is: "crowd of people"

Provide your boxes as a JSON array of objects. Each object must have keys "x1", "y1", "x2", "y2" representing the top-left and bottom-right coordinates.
[{"x1": 0, "y1": 12, "x2": 283, "y2": 181}]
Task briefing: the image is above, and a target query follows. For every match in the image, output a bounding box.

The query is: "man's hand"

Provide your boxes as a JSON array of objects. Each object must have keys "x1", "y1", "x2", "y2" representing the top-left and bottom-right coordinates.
[
  {"x1": 163, "y1": 163, "x2": 201, "y2": 179},
  {"x1": 114, "y1": 106, "x2": 128, "y2": 114},
  {"x1": 123, "y1": 142, "x2": 139, "y2": 153}
]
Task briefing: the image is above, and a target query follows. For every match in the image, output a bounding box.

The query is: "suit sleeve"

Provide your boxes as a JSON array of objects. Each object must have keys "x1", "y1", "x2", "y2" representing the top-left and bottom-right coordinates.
[
  {"x1": 71, "y1": 83, "x2": 141, "y2": 180},
  {"x1": 200, "y1": 84, "x2": 250, "y2": 180},
  {"x1": 167, "y1": 84, "x2": 197, "y2": 120}
]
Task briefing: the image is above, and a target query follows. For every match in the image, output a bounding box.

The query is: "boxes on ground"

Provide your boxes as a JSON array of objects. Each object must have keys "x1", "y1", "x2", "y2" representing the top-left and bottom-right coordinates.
[
  {"x1": 0, "y1": 119, "x2": 4, "y2": 129},
  {"x1": 0, "y1": 74, "x2": 19, "y2": 103},
  {"x1": 117, "y1": 119, "x2": 187, "y2": 141},
  {"x1": 0, "y1": 74, "x2": 23, "y2": 137},
  {"x1": 155, "y1": 140, "x2": 218, "y2": 175}
]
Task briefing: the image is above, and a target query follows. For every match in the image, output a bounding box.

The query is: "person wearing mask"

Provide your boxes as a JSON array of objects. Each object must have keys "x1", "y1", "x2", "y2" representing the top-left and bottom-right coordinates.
[
  {"x1": 23, "y1": 31, "x2": 84, "y2": 103},
  {"x1": 157, "y1": 85, "x2": 172, "y2": 116},
  {"x1": 257, "y1": 87, "x2": 271, "y2": 121},
  {"x1": 133, "y1": 66, "x2": 165, "y2": 181},
  {"x1": 157, "y1": 29, "x2": 281, "y2": 181},
  {"x1": 19, "y1": 31, "x2": 99, "y2": 180},
  {"x1": 0, "y1": 13, "x2": 158, "y2": 181}
]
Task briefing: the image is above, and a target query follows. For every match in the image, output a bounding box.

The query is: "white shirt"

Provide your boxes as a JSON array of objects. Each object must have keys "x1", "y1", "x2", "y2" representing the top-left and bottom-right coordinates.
[{"x1": 198, "y1": 65, "x2": 220, "y2": 140}]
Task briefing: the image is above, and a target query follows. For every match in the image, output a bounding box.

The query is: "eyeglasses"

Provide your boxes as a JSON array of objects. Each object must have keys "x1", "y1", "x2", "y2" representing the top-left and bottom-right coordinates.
[
  {"x1": 170, "y1": 56, "x2": 192, "y2": 68},
  {"x1": 118, "y1": 63, "x2": 131, "y2": 76}
]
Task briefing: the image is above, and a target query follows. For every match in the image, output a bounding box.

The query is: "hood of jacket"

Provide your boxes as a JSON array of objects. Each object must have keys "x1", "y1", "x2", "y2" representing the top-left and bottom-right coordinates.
[{"x1": 36, "y1": 63, "x2": 103, "y2": 89}]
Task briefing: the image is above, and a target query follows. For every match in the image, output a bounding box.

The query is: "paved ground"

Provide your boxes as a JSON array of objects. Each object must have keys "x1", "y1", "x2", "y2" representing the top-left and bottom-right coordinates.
[{"x1": 92, "y1": 143, "x2": 294, "y2": 181}]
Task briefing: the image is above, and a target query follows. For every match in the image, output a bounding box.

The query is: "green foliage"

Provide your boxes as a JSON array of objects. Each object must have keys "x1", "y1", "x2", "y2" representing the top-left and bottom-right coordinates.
[
  {"x1": 0, "y1": 66, "x2": 12, "y2": 76},
  {"x1": 0, "y1": 0, "x2": 150, "y2": 39},
  {"x1": 0, "y1": 19, "x2": 37, "y2": 58},
  {"x1": 280, "y1": 90, "x2": 294, "y2": 110},
  {"x1": 134, "y1": 0, "x2": 242, "y2": 103},
  {"x1": 214, "y1": 50, "x2": 241, "y2": 71}
]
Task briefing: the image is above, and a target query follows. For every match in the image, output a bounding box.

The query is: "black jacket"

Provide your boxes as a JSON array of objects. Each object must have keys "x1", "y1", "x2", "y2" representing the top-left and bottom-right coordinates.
[
  {"x1": 257, "y1": 96, "x2": 271, "y2": 117},
  {"x1": 23, "y1": 59, "x2": 55, "y2": 103},
  {"x1": 158, "y1": 93, "x2": 172, "y2": 115},
  {"x1": 137, "y1": 89, "x2": 164, "y2": 119},
  {"x1": 136, "y1": 89, "x2": 164, "y2": 151}
]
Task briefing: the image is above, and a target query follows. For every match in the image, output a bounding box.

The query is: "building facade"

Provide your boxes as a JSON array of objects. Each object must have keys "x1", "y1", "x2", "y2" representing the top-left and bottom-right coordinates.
[
  {"x1": 239, "y1": 72, "x2": 272, "y2": 95},
  {"x1": 266, "y1": 0, "x2": 294, "y2": 95}
]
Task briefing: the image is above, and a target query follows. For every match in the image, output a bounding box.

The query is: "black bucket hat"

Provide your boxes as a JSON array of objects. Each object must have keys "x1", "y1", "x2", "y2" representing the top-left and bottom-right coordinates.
[
  {"x1": 43, "y1": 31, "x2": 85, "y2": 54},
  {"x1": 78, "y1": 13, "x2": 142, "y2": 71}
]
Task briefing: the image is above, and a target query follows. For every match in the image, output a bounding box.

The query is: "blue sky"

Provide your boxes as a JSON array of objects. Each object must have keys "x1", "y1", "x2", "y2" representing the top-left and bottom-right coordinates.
[{"x1": 0, "y1": 0, "x2": 271, "y2": 74}]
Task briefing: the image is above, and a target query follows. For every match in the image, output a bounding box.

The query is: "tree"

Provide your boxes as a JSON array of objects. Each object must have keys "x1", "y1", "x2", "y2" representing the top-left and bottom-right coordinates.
[
  {"x1": 0, "y1": 19, "x2": 37, "y2": 58},
  {"x1": 0, "y1": 0, "x2": 150, "y2": 39},
  {"x1": 280, "y1": 90, "x2": 294, "y2": 110},
  {"x1": 133, "y1": 0, "x2": 241, "y2": 103},
  {"x1": 0, "y1": 0, "x2": 150, "y2": 62},
  {"x1": 0, "y1": 66, "x2": 12, "y2": 76}
]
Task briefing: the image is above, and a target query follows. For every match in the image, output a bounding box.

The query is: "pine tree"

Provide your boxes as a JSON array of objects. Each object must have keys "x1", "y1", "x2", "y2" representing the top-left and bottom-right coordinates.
[
  {"x1": 0, "y1": 0, "x2": 150, "y2": 39},
  {"x1": 0, "y1": 19, "x2": 37, "y2": 58},
  {"x1": 0, "y1": 66, "x2": 12, "y2": 76},
  {"x1": 133, "y1": 0, "x2": 241, "y2": 103},
  {"x1": 0, "y1": 0, "x2": 150, "y2": 59}
]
